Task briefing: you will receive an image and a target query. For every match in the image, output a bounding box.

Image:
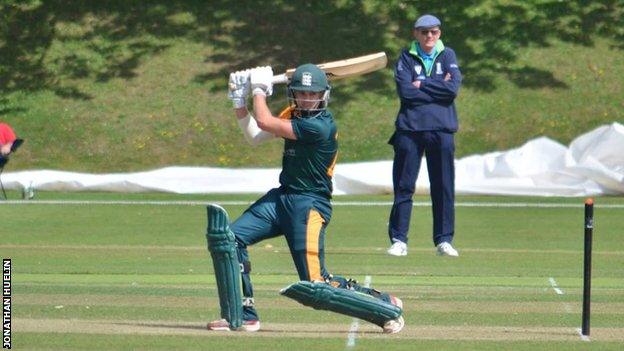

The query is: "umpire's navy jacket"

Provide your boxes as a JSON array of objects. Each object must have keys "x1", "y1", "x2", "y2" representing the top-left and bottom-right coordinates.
[{"x1": 394, "y1": 40, "x2": 462, "y2": 133}]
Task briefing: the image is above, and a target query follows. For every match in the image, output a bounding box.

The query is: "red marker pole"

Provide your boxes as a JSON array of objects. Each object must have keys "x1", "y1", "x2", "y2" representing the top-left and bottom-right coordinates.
[{"x1": 582, "y1": 198, "x2": 593, "y2": 336}]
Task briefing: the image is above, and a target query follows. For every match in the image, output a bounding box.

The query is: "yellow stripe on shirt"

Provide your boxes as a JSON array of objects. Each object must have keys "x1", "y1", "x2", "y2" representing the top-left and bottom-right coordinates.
[{"x1": 278, "y1": 105, "x2": 295, "y2": 120}]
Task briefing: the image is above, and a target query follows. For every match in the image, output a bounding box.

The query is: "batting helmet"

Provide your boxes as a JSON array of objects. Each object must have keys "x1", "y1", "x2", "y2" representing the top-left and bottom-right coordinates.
[
  {"x1": 289, "y1": 64, "x2": 329, "y2": 92},
  {"x1": 287, "y1": 64, "x2": 331, "y2": 113}
]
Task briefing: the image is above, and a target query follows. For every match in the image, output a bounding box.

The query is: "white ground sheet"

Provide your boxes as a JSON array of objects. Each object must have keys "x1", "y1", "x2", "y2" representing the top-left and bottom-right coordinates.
[{"x1": 2, "y1": 123, "x2": 622, "y2": 196}]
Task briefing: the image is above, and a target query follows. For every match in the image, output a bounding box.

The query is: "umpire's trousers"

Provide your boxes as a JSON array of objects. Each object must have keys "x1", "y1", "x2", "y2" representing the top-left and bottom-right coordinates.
[{"x1": 388, "y1": 130, "x2": 455, "y2": 246}]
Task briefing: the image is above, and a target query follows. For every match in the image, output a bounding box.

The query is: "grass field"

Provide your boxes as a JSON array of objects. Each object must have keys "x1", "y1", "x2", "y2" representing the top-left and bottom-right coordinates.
[{"x1": 1, "y1": 192, "x2": 623, "y2": 350}]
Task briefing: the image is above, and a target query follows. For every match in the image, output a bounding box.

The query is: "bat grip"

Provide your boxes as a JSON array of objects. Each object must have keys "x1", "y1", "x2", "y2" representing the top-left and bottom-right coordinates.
[{"x1": 271, "y1": 74, "x2": 289, "y2": 85}]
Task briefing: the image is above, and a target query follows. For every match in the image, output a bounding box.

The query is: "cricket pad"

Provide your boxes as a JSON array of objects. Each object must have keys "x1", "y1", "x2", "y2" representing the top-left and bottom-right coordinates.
[
  {"x1": 206, "y1": 204, "x2": 243, "y2": 329},
  {"x1": 280, "y1": 280, "x2": 402, "y2": 327}
]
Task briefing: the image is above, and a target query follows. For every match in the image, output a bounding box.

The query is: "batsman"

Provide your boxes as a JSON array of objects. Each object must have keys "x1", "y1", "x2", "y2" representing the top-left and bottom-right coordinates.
[{"x1": 205, "y1": 64, "x2": 404, "y2": 333}]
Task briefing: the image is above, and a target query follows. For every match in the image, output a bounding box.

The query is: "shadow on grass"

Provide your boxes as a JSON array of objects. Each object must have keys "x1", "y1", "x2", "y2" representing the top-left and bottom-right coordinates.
[
  {"x1": 114, "y1": 321, "x2": 207, "y2": 331},
  {"x1": 1, "y1": 0, "x2": 622, "y2": 100},
  {"x1": 114, "y1": 321, "x2": 383, "y2": 335},
  {"x1": 0, "y1": 96, "x2": 26, "y2": 114}
]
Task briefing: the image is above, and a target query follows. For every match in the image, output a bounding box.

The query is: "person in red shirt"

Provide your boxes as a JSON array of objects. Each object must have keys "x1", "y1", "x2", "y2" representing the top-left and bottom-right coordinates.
[{"x1": 0, "y1": 123, "x2": 17, "y2": 156}]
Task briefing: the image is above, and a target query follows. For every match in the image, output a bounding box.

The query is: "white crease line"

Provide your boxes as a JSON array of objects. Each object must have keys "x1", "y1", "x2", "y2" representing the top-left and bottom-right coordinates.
[
  {"x1": 551, "y1": 278, "x2": 588, "y2": 341},
  {"x1": 576, "y1": 328, "x2": 591, "y2": 342},
  {"x1": 549, "y1": 277, "x2": 564, "y2": 295},
  {"x1": 346, "y1": 275, "x2": 371, "y2": 348},
  {"x1": 1, "y1": 199, "x2": 623, "y2": 208}
]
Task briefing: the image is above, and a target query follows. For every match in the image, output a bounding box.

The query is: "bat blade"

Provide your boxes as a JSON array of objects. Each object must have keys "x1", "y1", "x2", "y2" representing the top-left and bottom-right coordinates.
[{"x1": 272, "y1": 52, "x2": 387, "y2": 84}]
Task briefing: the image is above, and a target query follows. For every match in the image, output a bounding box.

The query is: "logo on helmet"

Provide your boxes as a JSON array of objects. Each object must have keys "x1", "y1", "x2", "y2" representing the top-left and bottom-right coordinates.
[{"x1": 302, "y1": 72, "x2": 313, "y2": 86}]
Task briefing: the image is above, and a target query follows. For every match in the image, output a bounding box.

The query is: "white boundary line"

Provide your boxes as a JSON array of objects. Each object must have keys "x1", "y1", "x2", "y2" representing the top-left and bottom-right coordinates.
[
  {"x1": 1, "y1": 199, "x2": 623, "y2": 208},
  {"x1": 346, "y1": 275, "x2": 371, "y2": 348}
]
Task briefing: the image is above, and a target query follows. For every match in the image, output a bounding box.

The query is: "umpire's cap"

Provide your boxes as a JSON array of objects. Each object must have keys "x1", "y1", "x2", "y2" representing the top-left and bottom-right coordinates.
[{"x1": 414, "y1": 14, "x2": 441, "y2": 29}]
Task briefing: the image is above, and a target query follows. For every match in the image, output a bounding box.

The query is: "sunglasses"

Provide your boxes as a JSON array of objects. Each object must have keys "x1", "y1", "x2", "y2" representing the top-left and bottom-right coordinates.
[{"x1": 419, "y1": 29, "x2": 440, "y2": 36}]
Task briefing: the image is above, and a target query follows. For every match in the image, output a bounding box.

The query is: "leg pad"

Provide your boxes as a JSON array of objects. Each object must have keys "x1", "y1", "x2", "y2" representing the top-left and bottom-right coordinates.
[
  {"x1": 206, "y1": 204, "x2": 243, "y2": 329},
  {"x1": 280, "y1": 280, "x2": 402, "y2": 327}
]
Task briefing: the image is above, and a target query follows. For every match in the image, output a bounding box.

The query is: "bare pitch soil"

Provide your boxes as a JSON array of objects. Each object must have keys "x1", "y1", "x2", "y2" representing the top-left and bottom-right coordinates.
[{"x1": 14, "y1": 318, "x2": 624, "y2": 341}]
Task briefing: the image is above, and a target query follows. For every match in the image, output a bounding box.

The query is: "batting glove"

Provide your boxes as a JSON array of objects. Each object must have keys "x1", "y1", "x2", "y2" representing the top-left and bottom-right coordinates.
[
  {"x1": 250, "y1": 66, "x2": 273, "y2": 96},
  {"x1": 228, "y1": 69, "x2": 251, "y2": 108}
]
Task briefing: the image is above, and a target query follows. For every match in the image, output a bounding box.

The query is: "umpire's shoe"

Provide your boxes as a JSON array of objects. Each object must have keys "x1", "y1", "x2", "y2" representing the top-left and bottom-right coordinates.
[
  {"x1": 387, "y1": 241, "x2": 407, "y2": 256},
  {"x1": 436, "y1": 242, "x2": 459, "y2": 257}
]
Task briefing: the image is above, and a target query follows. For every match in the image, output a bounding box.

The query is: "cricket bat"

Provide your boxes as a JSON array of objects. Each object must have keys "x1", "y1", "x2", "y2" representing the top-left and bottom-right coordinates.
[
  {"x1": 271, "y1": 52, "x2": 387, "y2": 84},
  {"x1": 229, "y1": 52, "x2": 387, "y2": 91}
]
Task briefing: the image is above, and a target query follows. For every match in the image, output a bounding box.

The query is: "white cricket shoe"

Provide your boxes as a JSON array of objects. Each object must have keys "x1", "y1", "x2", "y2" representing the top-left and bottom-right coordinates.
[
  {"x1": 389, "y1": 295, "x2": 403, "y2": 309},
  {"x1": 387, "y1": 241, "x2": 407, "y2": 256},
  {"x1": 383, "y1": 315, "x2": 405, "y2": 334},
  {"x1": 382, "y1": 294, "x2": 405, "y2": 333},
  {"x1": 207, "y1": 318, "x2": 260, "y2": 332},
  {"x1": 436, "y1": 242, "x2": 459, "y2": 257}
]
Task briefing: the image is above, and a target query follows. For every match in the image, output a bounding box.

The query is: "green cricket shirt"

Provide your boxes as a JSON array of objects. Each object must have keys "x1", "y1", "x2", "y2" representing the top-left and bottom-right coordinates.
[{"x1": 279, "y1": 110, "x2": 338, "y2": 198}]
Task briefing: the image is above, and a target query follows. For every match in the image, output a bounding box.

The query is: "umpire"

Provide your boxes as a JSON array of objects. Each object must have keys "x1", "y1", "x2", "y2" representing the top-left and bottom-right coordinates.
[{"x1": 387, "y1": 14, "x2": 462, "y2": 257}]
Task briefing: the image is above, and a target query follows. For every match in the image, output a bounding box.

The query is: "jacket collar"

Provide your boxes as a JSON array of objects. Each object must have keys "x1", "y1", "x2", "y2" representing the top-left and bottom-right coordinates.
[{"x1": 409, "y1": 40, "x2": 445, "y2": 59}]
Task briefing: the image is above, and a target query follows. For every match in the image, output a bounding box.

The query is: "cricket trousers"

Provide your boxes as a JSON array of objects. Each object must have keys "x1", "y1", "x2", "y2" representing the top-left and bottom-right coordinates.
[
  {"x1": 388, "y1": 130, "x2": 455, "y2": 246},
  {"x1": 230, "y1": 187, "x2": 332, "y2": 321},
  {"x1": 230, "y1": 187, "x2": 395, "y2": 322}
]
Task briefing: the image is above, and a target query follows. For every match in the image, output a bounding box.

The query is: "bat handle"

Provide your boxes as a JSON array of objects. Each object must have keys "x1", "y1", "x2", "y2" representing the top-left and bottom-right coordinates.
[
  {"x1": 229, "y1": 73, "x2": 288, "y2": 91},
  {"x1": 271, "y1": 74, "x2": 289, "y2": 85}
]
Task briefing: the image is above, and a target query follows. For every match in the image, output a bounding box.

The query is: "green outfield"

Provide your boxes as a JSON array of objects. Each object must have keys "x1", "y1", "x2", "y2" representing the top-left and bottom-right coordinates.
[{"x1": 2, "y1": 192, "x2": 623, "y2": 350}]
